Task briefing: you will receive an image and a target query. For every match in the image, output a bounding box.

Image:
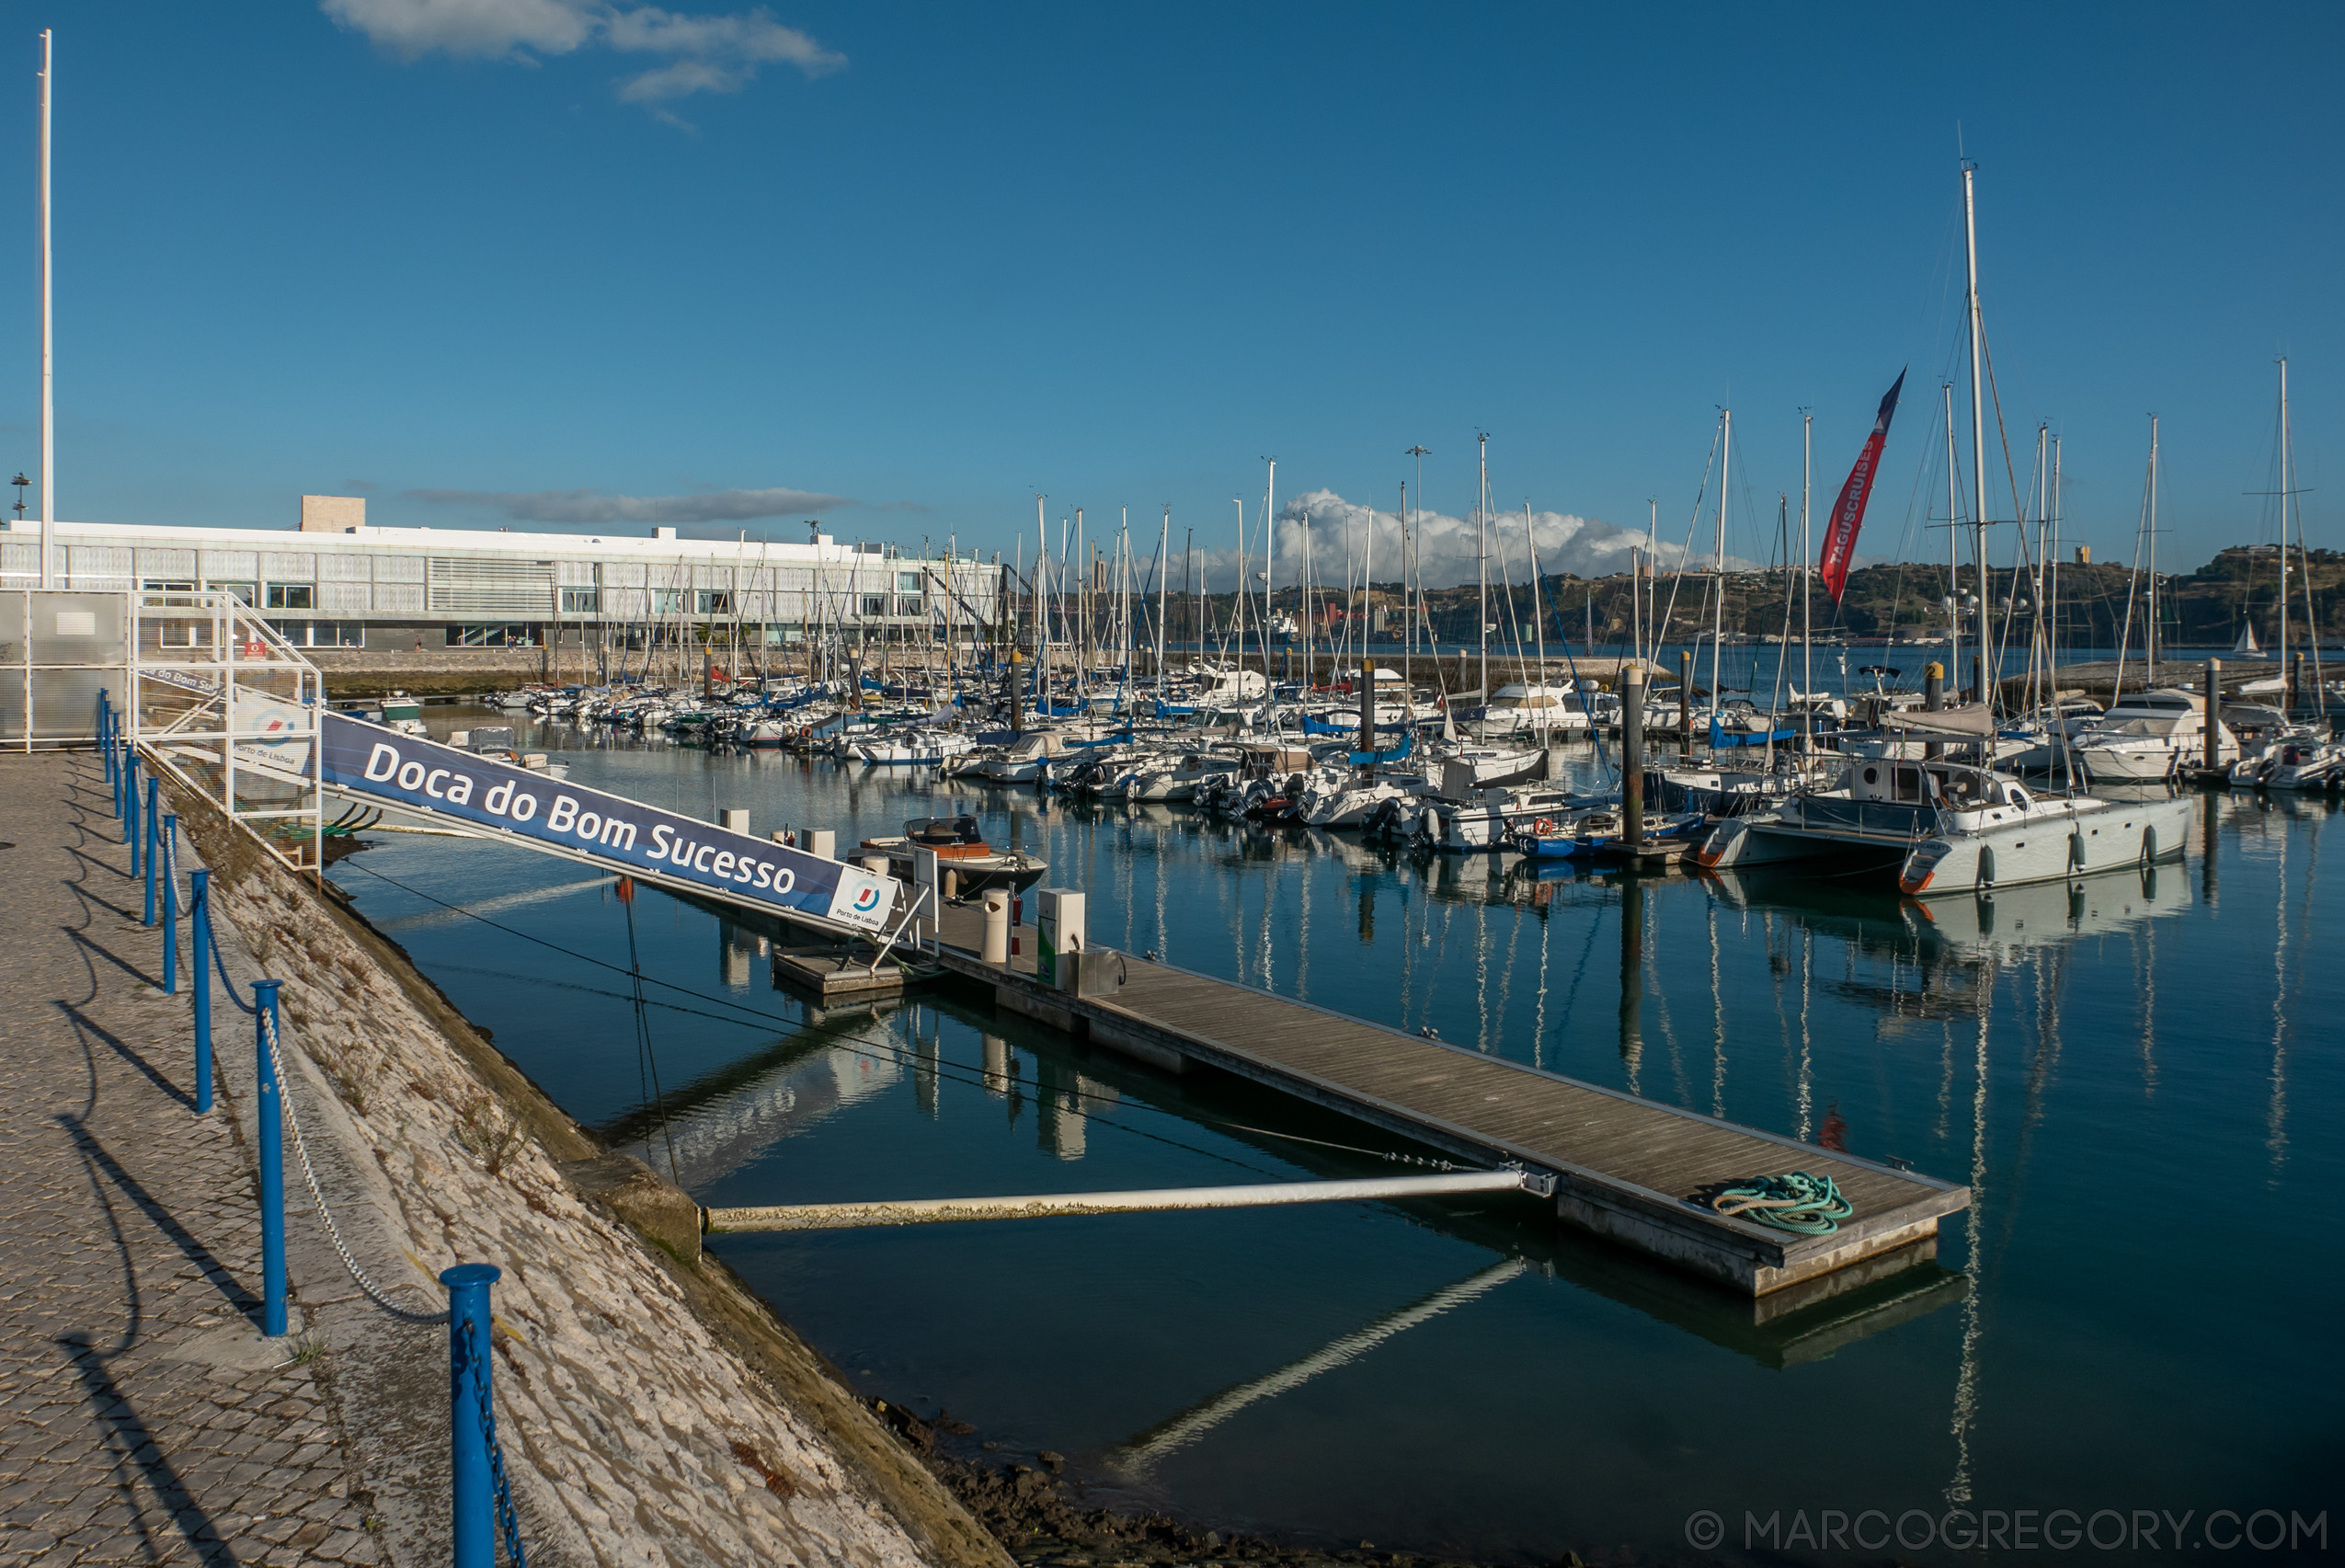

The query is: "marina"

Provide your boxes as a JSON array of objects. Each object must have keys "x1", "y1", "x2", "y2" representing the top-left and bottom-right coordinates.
[
  {"x1": 323, "y1": 715, "x2": 2340, "y2": 1561},
  {"x1": 4, "y1": 10, "x2": 2340, "y2": 1562}
]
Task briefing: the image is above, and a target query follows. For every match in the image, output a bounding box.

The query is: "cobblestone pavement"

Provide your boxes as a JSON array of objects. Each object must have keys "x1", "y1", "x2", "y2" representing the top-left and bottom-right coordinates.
[{"x1": 0, "y1": 754, "x2": 383, "y2": 1566}]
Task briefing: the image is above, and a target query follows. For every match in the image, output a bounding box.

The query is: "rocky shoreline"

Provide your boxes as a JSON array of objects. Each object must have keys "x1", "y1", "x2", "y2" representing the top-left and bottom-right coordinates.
[{"x1": 861, "y1": 1401, "x2": 1624, "y2": 1568}]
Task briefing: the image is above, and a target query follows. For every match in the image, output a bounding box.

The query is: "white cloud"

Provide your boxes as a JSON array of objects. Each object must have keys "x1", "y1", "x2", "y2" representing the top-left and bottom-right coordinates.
[
  {"x1": 322, "y1": 0, "x2": 843, "y2": 110},
  {"x1": 1176, "y1": 488, "x2": 1723, "y2": 593},
  {"x1": 407, "y1": 485, "x2": 851, "y2": 522}
]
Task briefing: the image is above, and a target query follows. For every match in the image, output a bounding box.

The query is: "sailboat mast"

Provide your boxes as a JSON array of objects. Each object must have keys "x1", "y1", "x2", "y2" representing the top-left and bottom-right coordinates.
[
  {"x1": 1800, "y1": 413, "x2": 1813, "y2": 714},
  {"x1": 2147, "y1": 417, "x2": 2161, "y2": 685},
  {"x1": 1712, "y1": 408, "x2": 1731, "y2": 741},
  {"x1": 2277, "y1": 358, "x2": 2292, "y2": 710},
  {"x1": 1299, "y1": 495, "x2": 1314, "y2": 689},
  {"x1": 1477, "y1": 433, "x2": 1490, "y2": 702},
  {"x1": 1962, "y1": 163, "x2": 1992, "y2": 712},
  {"x1": 1526, "y1": 501, "x2": 1547, "y2": 744},
  {"x1": 1944, "y1": 383, "x2": 1962, "y2": 696},
  {"x1": 1156, "y1": 505, "x2": 1171, "y2": 695},
  {"x1": 1396, "y1": 482, "x2": 1407, "y2": 704},
  {"x1": 2282, "y1": 358, "x2": 2325, "y2": 715},
  {"x1": 1643, "y1": 497, "x2": 1658, "y2": 669},
  {"x1": 1262, "y1": 460, "x2": 1277, "y2": 727},
  {"x1": 2049, "y1": 435, "x2": 2062, "y2": 692}
]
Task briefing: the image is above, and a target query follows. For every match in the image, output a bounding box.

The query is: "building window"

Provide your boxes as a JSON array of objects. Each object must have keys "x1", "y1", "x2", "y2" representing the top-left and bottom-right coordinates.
[
  {"x1": 862, "y1": 594, "x2": 889, "y2": 619},
  {"x1": 560, "y1": 588, "x2": 600, "y2": 612},
  {"x1": 651, "y1": 589, "x2": 685, "y2": 615},
  {"x1": 697, "y1": 589, "x2": 732, "y2": 614},
  {"x1": 264, "y1": 583, "x2": 315, "y2": 610},
  {"x1": 896, "y1": 594, "x2": 923, "y2": 618},
  {"x1": 269, "y1": 620, "x2": 365, "y2": 648},
  {"x1": 449, "y1": 624, "x2": 538, "y2": 647},
  {"x1": 898, "y1": 571, "x2": 923, "y2": 591},
  {"x1": 209, "y1": 580, "x2": 257, "y2": 605}
]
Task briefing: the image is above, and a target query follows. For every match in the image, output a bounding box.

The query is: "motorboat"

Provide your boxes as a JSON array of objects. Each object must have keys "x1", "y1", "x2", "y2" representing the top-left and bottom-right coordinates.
[
  {"x1": 847, "y1": 728, "x2": 976, "y2": 766},
  {"x1": 1508, "y1": 804, "x2": 1704, "y2": 860},
  {"x1": 1129, "y1": 748, "x2": 1244, "y2": 802},
  {"x1": 856, "y1": 816, "x2": 1048, "y2": 898},
  {"x1": 2235, "y1": 736, "x2": 2345, "y2": 792},
  {"x1": 1464, "y1": 681, "x2": 1589, "y2": 738},
  {"x1": 2071, "y1": 688, "x2": 2237, "y2": 783}
]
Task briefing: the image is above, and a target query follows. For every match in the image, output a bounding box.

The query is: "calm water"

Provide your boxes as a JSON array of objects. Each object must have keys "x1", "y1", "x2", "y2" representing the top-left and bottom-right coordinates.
[{"x1": 329, "y1": 713, "x2": 2341, "y2": 1563}]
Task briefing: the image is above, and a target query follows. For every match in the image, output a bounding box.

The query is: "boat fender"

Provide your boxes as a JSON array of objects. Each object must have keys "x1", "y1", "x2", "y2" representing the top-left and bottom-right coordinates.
[
  {"x1": 1977, "y1": 844, "x2": 1996, "y2": 888},
  {"x1": 2141, "y1": 825, "x2": 2157, "y2": 862},
  {"x1": 2069, "y1": 830, "x2": 2087, "y2": 869},
  {"x1": 1418, "y1": 806, "x2": 1440, "y2": 842}
]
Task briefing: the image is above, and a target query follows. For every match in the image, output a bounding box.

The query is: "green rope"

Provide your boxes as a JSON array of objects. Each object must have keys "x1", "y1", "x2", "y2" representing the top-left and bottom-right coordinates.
[{"x1": 1710, "y1": 1171, "x2": 1854, "y2": 1235}]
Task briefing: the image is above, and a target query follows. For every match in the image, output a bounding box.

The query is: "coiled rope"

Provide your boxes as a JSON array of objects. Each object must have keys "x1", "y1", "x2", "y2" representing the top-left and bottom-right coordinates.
[{"x1": 1710, "y1": 1171, "x2": 1854, "y2": 1236}]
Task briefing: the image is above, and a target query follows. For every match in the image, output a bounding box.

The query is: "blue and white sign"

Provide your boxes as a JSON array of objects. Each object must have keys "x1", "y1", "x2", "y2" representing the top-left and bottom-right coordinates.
[{"x1": 318, "y1": 714, "x2": 896, "y2": 933}]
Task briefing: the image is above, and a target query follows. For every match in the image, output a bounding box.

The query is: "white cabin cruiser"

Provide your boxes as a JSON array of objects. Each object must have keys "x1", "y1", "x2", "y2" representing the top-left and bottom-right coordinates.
[
  {"x1": 2071, "y1": 689, "x2": 2237, "y2": 783},
  {"x1": 1128, "y1": 749, "x2": 1243, "y2": 802},
  {"x1": 1465, "y1": 681, "x2": 1589, "y2": 738}
]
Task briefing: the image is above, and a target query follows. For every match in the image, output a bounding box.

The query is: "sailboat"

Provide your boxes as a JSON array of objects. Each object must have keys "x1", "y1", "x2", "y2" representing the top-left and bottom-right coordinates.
[
  {"x1": 2231, "y1": 619, "x2": 2262, "y2": 657},
  {"x1": 1705, "y1": 163, "x2": 2194, "y2": 889}
]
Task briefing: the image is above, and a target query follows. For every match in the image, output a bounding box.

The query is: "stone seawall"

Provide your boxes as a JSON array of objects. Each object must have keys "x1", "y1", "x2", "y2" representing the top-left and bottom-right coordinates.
[
  {"x1": 176, "y1": 788, "x2": 1011, "y2": 1568},
  {"x1": 310, "y1": 649, "x2": 564, "y2": 698}
]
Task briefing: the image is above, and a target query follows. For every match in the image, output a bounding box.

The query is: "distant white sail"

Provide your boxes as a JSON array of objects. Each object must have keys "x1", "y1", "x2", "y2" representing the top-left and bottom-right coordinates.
[{"x1": 2231, "y1": 620, "x2": 2261, "y2": 656}]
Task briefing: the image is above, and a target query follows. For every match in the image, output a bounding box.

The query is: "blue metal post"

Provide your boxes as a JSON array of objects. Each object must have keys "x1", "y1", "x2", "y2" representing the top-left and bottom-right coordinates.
[
  {"x1": 191, "y1": 871, "x2": 213, "y2": 1115},
  {"x1": 97, "y1": 692, "x2": 111, "y2": 784},
  {"x1": 143, "y1": 776, "x2": 159, "y2": 926},
  {"x1": 443, "y1": 1263, "x2": 503, "y2": 1568},
  {"x1": 254, "y1": 979, "x2": 286, "y2": 1337},
  {"x1": 125, "y1": 753, "x2": 140, "y2": 856},
  {"x1": 161, "y1": 816, "x2": 179, "y2": 994},
  {"x1": 111, "y1": 730, "x2": 122, "y2": 815}
]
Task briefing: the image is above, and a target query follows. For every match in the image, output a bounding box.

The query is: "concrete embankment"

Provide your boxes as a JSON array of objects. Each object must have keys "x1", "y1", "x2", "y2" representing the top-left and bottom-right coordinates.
[{"x1": 173, "y1": 782, "x2": 1011, "y2": 1568}]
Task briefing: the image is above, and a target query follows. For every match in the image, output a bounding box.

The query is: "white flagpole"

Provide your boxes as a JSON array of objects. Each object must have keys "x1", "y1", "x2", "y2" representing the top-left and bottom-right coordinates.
[{"x1": 39, "y1": 29, "x2": 55, "y2": 585}]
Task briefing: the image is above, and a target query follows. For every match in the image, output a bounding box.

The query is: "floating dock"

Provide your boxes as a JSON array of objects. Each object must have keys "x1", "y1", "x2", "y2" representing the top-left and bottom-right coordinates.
[{"x1": 929, "y1": 903, "x2": 1967, "y2": 1298}]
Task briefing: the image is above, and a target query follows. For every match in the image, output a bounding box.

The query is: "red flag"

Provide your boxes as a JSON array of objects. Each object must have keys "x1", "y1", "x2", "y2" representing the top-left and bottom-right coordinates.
[{"x1": 1818, "y1": 370, "x2": 1906, "y2": 602}]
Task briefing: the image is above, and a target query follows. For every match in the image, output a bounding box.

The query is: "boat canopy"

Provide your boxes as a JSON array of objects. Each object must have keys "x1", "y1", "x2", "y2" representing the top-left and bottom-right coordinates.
[{"x1": 1876, "y1": 702, "x2": 1998, "y2": 738}]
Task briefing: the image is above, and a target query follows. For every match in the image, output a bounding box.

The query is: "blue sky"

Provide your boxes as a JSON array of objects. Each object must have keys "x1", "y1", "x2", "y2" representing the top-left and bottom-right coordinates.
[{"x1": 3, "y1": 2, "x2": 2339, "y2": 584}]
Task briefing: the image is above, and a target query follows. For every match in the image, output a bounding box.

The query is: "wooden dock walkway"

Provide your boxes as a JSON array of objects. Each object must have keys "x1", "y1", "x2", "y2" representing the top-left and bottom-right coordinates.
[{"x1": 927, "y1": 903, "x2": 1967, "y2": 1298}]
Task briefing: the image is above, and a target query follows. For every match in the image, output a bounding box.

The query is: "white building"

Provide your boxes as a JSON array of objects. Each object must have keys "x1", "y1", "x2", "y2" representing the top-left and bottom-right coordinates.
[{"x1": 0, "y1": 498, "x2": 1001, "y2": 658}]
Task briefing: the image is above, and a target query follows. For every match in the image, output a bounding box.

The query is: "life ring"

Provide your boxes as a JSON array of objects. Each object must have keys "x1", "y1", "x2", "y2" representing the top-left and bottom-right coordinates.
[{"x1": 1533, "y1": 817, "x2": 1555, "y2": 835}]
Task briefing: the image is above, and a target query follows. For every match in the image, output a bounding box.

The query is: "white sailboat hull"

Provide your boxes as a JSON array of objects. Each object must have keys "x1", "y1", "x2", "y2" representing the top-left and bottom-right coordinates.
[{"x1": 1897, "y1": 796, "x2": 2192, "y2": 895}]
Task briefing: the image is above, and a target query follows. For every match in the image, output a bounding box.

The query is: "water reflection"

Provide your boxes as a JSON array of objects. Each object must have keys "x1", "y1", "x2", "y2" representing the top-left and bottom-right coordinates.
[{"x1": 323, "y1": 717, "x2": 2341, "y2": 1563}]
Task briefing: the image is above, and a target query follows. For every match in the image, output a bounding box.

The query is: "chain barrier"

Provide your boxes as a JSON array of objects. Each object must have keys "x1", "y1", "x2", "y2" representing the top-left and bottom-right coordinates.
[
  {"x1": 260, "y1": 1008, "x2": 452, "y2": 1327},
  {"x1": 458, "y1": 1315, "x2": 530, "y2": 1567},
  {"x1": 206, "y1": 920, "x2": 257, "y2": 1015}
]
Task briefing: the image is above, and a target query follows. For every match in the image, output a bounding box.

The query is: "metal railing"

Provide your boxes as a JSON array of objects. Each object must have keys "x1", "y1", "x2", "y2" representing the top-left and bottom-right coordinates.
[
  {"x1": 98, "y1": 690, "x2": 525, "y2": 1565},
  {"x1": 125, "y1": 589, "x2": 327, "y2": 878}
]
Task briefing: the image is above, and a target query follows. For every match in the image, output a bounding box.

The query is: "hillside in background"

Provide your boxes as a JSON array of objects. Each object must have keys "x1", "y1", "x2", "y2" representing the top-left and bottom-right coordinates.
[{"x1": 1165, "y1": 546, "x2": 2345, "y2": 649}]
